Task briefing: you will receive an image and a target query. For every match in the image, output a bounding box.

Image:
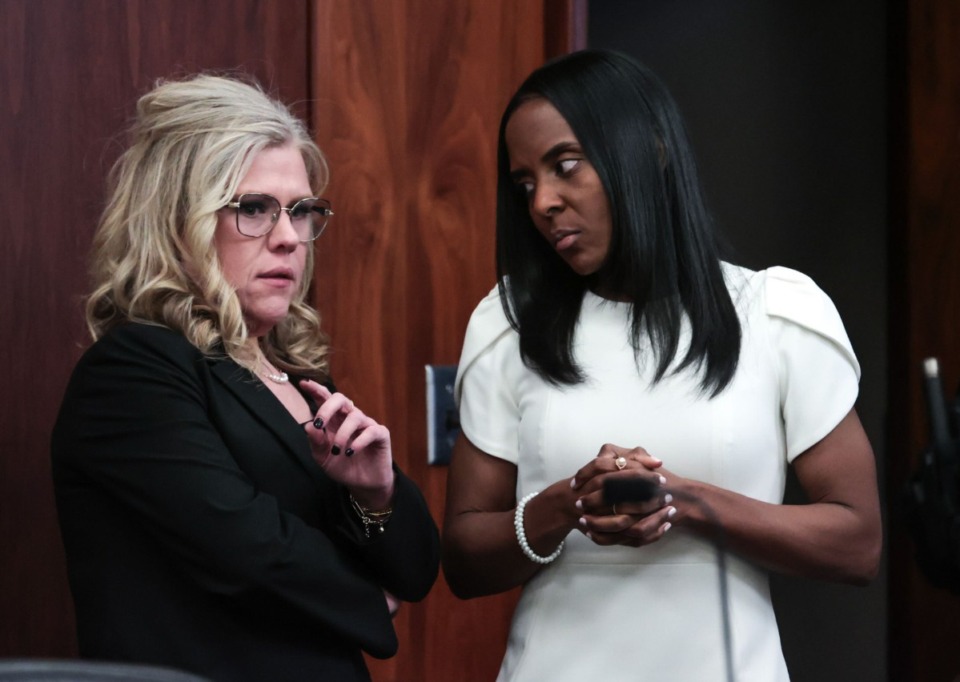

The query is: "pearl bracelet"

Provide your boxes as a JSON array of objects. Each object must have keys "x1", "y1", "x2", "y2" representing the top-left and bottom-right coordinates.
[{"x1": 514, "y1": 491, "x2": 564, "y2": 564}]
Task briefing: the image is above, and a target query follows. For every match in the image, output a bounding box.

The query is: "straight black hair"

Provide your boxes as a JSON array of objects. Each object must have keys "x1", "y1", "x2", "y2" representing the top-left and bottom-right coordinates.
[{"x1": 495, "y1": 49, "x2": 740, "y2": 396}]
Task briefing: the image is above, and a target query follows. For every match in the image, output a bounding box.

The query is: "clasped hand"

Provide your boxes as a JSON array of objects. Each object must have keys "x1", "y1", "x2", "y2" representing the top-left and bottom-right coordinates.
[
  {"x1": 570, "y1": 444, "x2": 677, "y2": 548},
  {"x1": 300, "y1": 380, "x2": 395, "y2": 509}
]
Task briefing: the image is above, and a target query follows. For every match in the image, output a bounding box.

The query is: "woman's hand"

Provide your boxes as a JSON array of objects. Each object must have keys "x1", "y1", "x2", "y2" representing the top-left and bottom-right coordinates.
[
  {"x1": 571, "y1": 444, "x2": 675, "y2": 547},
  {"x1": 300, "y1": 380, "x2": 395, "y2": 509}
]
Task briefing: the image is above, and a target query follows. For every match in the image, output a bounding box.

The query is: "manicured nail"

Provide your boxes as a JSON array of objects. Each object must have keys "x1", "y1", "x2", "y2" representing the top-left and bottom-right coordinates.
[
  {"x1": 331, "y1": 445, "x2": 341, "y2": 455},
  {"x1": 661, "y1": 522, "x2": 672, "y2": 533},
  {"x1": 345, "y1": 448, "x2": 355, "y2": 457},
  {"x1": 658, "y1": 475, "x2": 667, "y2": 485},
  {"x1": 570, "y1": 478, "x2": 577, "y2": 488},
  {"x1": 313, "y1": 417, "x2": 324, "y2": 430},
  {"x1": 579, "y1": 517, "x2": 587, "y2": 527},
  {"x1": 575, "y1": 499, "x2": 583, "y2": 511},
  {"x1": 664, "y1": 493, "x2": 674, "y2": 505},
  {"x1": 666, "y1": 506, "x2": 677, "y2": 518}
]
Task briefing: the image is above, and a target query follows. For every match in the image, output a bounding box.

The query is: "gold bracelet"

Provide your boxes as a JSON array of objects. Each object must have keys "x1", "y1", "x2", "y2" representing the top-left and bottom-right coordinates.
[{"x1": 349, "y1": 494, "x2": 393, "y2": 538}]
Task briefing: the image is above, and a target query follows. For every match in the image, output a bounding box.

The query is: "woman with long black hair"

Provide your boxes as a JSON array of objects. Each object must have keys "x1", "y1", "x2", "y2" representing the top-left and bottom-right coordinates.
[{"x1": 442, "y1": 49, "x2": 881, "y2": 681}]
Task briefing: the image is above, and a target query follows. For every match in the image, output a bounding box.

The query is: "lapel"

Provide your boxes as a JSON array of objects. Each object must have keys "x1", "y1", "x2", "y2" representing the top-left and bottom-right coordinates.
[{"x1": 208, "y1": 358, "x2": 329, "y2": 489}]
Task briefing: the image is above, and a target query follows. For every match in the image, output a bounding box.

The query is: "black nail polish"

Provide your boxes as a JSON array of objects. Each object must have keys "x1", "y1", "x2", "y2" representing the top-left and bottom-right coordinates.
[
  {"x1": 345, "y1": 448, "x2": 355, "y2": 457},
  {"x1": 331, "y1": 445, "x2": 341, "y2": 455},
  {"x1": 313, "y1": 417, "x2": 324, "y2": 430}
]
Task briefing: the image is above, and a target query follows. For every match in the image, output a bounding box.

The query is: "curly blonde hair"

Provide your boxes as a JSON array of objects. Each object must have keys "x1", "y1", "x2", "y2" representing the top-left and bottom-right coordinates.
[{"x1": 86, "y1": 74, "x2": 330, "y2": 379}]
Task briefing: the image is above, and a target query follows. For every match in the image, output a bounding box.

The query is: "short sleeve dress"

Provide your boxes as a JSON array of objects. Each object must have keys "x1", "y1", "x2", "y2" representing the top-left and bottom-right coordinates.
[{"x1": 454, "y1": 264, "x2": 860, "y2": 682}]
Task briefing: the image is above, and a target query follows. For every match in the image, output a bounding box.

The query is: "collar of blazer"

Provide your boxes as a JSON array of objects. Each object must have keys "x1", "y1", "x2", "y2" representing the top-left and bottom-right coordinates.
[{"x1": 207, "y1": 357, "x2": 329, "y2": 490}]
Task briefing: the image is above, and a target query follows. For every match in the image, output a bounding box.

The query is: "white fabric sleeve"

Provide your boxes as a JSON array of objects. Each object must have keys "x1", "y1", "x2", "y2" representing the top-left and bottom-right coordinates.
[
  {"x1": 764, "y1": 267, "x2": 861, "y2": 461},
  {"x1": 454, "y1": 287, "x2": 521, "y2": 464}
]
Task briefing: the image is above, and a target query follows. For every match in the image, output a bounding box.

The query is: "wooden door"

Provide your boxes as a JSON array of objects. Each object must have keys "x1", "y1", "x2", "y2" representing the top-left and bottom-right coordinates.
[{"x1": 308, "y1": 2, "x2": 584, "y2": 679}]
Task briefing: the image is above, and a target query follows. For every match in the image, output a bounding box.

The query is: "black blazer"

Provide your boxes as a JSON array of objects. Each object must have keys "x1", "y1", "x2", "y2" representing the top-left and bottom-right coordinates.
[{"x1": 51, "y1": 323, "x2": 440, "y2": 682}]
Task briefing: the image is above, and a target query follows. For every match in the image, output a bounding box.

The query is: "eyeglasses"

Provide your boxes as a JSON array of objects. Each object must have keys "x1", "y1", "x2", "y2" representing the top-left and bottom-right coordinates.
[{"x1": 225, "y1": 193, "x2": 334, "y2": 242}]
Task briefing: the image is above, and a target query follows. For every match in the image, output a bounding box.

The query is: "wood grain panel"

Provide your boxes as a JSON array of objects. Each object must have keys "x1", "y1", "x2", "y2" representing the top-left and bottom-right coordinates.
[
  {"x1": 888, "y1": 0, "x2": 960, "y2": 679},
  {"x1": 0, "y1": 0, "x2": 311, "y2": 658},
  {"x1": 309, "y1": 1, "x2": 581, "y2": 679},
  {"x1": 544, "y1": 0, "x2": 589, "y2": 59}
]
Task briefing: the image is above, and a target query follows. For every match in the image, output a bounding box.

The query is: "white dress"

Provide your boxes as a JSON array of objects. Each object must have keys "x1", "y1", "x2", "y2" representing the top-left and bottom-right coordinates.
[{"x1": 454, "y1": 265, "x2": 860, "y2": 682}]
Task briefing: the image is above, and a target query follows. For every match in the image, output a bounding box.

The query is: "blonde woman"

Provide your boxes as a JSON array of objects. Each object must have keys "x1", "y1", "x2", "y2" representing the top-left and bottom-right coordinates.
[{"x1": 52, "y1": 75, "x2": 439, "y2": 682}]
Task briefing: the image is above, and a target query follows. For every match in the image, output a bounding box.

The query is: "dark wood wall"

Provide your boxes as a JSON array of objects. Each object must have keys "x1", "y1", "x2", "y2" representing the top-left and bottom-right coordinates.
[
  {"x1": 887, "y1": 0, "x2": 960, "y2": 679},
  {"x1": 0, "y1": 0, "x2": 313, "y2": 659},
  {"x1": 0, "y1": 1, "x2": 578, "y2": 680}
]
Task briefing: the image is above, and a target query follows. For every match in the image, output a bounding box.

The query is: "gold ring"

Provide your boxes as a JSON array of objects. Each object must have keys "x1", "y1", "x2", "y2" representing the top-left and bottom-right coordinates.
[{"x1": 615, "y1": 456, "x2": 627, "y2": 470}]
